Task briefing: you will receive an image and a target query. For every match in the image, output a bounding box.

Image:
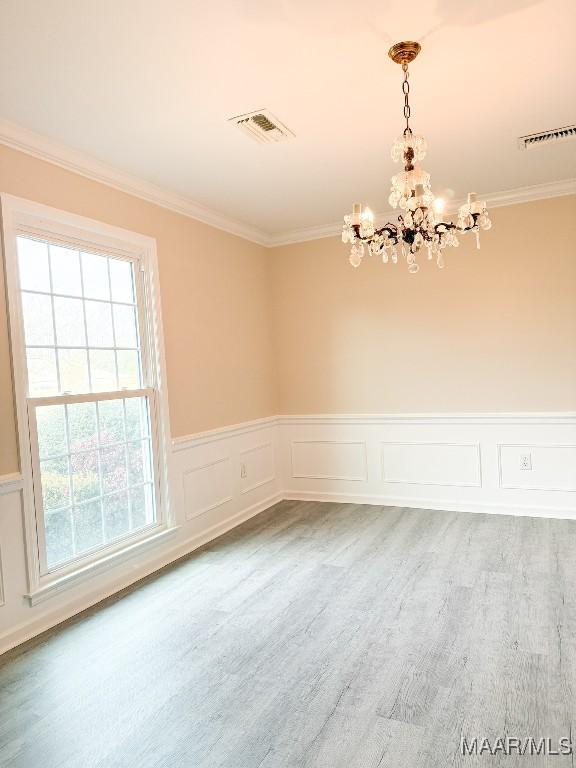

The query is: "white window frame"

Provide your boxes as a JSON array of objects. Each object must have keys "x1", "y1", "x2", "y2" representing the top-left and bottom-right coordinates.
[{"x1": 2, "y1": 194, "x2": 175, "y2": 604}]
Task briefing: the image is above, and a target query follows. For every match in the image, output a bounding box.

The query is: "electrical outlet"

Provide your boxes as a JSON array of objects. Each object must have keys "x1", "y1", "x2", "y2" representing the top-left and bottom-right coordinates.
[
  {"x1": 240, "y1": 462, "x2": 247, "y2": 479},
  {"x1": 519, "y1": 453, "x2": 532, "y2": 471}
]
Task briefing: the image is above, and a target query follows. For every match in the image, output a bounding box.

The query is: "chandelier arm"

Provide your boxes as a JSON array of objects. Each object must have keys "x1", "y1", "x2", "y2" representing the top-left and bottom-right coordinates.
[
  {"x1": 456, "y1": 212, "x2": 481, "y2": 233},
  {"x1": 434, "y1": 213, "x2": 481, "y2": 236},
  {"x1": 376, "y1": 224, "x2": 399, "y2": 238},
  {"x1": 434, "y1": 222, "x2": 457, "y2": 234},
  {"x1": 351, "y1": 224, "x2": 399, "y2": 242}
]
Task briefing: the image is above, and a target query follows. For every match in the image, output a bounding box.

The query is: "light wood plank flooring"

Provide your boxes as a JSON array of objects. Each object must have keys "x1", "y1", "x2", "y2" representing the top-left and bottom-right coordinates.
[{"x1": 1, "y1": 500, "x2": 575, "y2": 767}]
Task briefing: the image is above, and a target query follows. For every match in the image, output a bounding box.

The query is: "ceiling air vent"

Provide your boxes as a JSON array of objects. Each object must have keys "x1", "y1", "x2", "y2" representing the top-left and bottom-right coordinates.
[
  {"x1": 518, "y1": 125, "x2": 576, "y2": 150},
  {"x1": 229, "y1": 109, "x2": 294, "y2": 144}
]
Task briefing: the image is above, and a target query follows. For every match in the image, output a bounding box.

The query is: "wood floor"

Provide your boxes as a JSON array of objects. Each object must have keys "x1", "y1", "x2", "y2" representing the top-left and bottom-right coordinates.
[{"x1": 1, "y1": 500, "x2": 575, "y2": 767}]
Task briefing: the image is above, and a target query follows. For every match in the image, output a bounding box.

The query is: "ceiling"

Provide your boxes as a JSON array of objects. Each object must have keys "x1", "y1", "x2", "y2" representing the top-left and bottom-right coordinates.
[{"x1": 0, "y1": 0, "x2": 574, "y2": 240}]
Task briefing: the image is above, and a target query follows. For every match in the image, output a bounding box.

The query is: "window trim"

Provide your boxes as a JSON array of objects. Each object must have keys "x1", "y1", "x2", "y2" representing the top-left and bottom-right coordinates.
[{"x1": 1, "y1": 194, "x2": 175, "y2": 602}]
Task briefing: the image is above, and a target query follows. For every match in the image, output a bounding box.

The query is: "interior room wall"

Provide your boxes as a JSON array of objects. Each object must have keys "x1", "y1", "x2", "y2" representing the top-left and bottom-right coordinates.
[
  {"x1": 270, "y1": 196, "x2": 576, "y2": 416},
  {"x1": 0, "y1": 143, "x2": 276, "y2": 476},
  {"x1": 0, "y1": 140, "x2": 574, "y2": 653}
]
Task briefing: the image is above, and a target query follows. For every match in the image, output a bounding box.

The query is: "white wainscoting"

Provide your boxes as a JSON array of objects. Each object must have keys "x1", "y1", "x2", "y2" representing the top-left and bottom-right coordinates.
[
  {"x1": 498, "y1": 444, "x2": 576, "y2": 492},
  {"x1": 2, "y1": 411, "x2": 576, "y2": 654},
  {"x1": 291, "y1": 440, "x2": 368, "y2": 481},
  {"x1": 381, "y1": 442, "x2": 482, "y2": 487},
  {"x1": 240, "y1": 442, "x2": 275, "y2": 495},
  {"x1": 183, "y1": 457, "x2": 234, "y2": 519},
  {"x1": 0, "y1": 416, "x2": 281, "y2": 655},
  {"x1": 278, "y1": 413, "x2": 576, "y2": 518}
]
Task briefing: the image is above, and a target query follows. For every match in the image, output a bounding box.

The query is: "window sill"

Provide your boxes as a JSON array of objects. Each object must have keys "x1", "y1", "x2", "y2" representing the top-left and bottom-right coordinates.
[{"x1": 25, "y1": 525, "x2": 180, "y2": 606}]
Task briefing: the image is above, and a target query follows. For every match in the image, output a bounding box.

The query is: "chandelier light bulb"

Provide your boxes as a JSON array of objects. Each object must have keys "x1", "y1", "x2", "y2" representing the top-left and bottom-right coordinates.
[
  {"x1": 341, "y1": 41, "x2": 491, "y2": 274},
  {"x1": 359, "y1": 206, "x2": 375, "y2": 239},
  {"x1": 362, "y1": 207, "x2": 374, "y2": 223}
]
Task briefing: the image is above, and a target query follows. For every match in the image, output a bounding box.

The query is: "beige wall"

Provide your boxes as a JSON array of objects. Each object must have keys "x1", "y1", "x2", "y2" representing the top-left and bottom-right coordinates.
[
  {"x1": 1, "y1": 143, "x2": 573, "y2": 475},
  {"x1": 270, "y1": 196, "x2": 576, "y2": 415},
  {"x1": 0, "y1": 144, "x2": 275, "y2": 475}
]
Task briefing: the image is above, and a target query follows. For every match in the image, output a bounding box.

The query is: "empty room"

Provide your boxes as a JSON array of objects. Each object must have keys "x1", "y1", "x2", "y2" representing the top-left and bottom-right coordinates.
[{"x1": 0, "y1": 1, "x2": 575, "y2": 765}]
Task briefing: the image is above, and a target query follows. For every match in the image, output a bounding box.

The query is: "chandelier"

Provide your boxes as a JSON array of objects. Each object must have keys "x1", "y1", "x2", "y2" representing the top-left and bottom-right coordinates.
[{"x1": 342, "y1": 41, "x2": 492, "y2": 273}]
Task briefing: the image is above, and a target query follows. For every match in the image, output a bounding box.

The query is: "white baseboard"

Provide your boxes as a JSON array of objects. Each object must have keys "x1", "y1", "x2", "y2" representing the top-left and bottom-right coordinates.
[{"x1": 283, "y1": 490, "x2": 576, "y2": 520}]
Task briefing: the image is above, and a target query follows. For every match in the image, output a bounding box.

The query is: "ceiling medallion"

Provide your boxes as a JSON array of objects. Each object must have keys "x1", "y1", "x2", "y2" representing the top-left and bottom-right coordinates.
[{"x1": 342, "y1": 42, "x2": 492, "y2": 273}]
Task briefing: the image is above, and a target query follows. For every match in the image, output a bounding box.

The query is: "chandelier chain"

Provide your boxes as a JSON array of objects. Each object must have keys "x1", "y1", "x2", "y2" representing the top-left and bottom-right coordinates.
[{"x1": 402, "y1": 62, "x2": 411, "y2": 136}]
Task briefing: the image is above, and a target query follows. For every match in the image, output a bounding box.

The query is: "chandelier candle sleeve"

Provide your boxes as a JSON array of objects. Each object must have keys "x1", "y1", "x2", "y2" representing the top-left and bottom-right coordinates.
[{"x1": 342, "y1": 41, "x2": 491, "y2": 273}]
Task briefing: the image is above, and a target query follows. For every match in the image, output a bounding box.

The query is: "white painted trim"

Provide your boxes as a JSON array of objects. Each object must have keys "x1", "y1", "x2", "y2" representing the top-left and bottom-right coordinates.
[
  {"x1": 497, "y1": 443, "x2": 576, "y2": 493},
  {"x1": 0, "y1": 473, "x2": 24, "y2": 496},
  {"x1": 484, "y1": 179, "x2": 576, "y2": 209},
  {"x1": 290, "y1": 439, "x2": 368, "y2": 481},
  {"x1": 282, "y1": 490, "x2": 576, "y2": 521},
  {"x1": 0, "y1": 491, "x2": 283, "y2": 655},
  {"x1": 0, "y1": 118, "x2": 270, "y2": 246},
  {"x1": 140, "y1": 215, "x2": 175, "y2": 534},
  {"x1": 277, "y1": 412, "x2": 576, "y2": 426},
  {"x1": 25, "y1": 526, "x2": 180, "y2": 606},
  {"x1": 170, "y1": 412, "x2": 576, "y2": 451},
  {"x1": 1, "y1": 192, "x2": 159, "y2": 252},
  {"x1": 239, "y1": 442, "x2": 276, "y2": 495},
  {"x1": 380, "y1": 441, "x2": 482, "y2": 488},
  {"x1": 268, "y1": 179, "x2": 576, "y2": 246},
  {"x1": 2, "y1": 197, "x2": 43, "y2": 594},
  {"x1": 172, "y1": 416, "x2": 278, "y2": 451},
  {"x1": 240, "y1": 476, "x2": 276, "y2": 495},
  {"x1": 278, "y1": 412, "x2": 576, "y2": 519},
  {"x1": 182, "y1": 457, "x2": 234, "y2": 519},
  {"x1": 3, "y1": 410, "x2": 576, "y2": 653},
  {"x1": 0, "y1": 118, "x2": 574, "y2": 248}
]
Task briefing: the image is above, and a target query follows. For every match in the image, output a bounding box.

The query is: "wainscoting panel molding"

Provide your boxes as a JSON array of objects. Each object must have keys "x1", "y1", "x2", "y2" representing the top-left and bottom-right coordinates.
[
  {"x1": 240, "y1": 442, "x2": 275, "y2": 495},
  {"x1": 290, "y1": 440, "x2": 368, "y2": 481},
  {"x1": 183, "y1": 457, "x2": 234, "y2": 520},
  {"x1": 381, "y1": 442, "x2": 482, "y2": 487},
  {"x1": 498, "y1": 444, "x2": 576, "y2": 492}
]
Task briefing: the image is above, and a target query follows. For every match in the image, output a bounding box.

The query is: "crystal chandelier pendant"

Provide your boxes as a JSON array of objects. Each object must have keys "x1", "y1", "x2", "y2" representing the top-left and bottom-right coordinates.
[{"x1": 342, "y1": 41, "x2": 491, "y2": 273}]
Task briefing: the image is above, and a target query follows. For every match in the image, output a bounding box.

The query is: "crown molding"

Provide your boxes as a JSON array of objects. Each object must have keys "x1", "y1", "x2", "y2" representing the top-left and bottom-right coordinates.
[
  {"x1": 484, "y1": 178, "x2": 576, "y2": 209},
  {"x1": 267, "y1": 178, "x2": 576, "y2": 247},
  {"x1": 0, "y1": 118, "x2": 574, "y2": 249},
  {"x1": 0, "y1": 118, "x2": 271, "y2": 246}
]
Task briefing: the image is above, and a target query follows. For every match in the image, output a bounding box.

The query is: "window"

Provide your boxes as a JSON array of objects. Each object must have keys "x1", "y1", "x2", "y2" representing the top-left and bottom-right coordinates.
[{"x1": 2, "y1": 196, "x2": 173, "y2": 599}]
